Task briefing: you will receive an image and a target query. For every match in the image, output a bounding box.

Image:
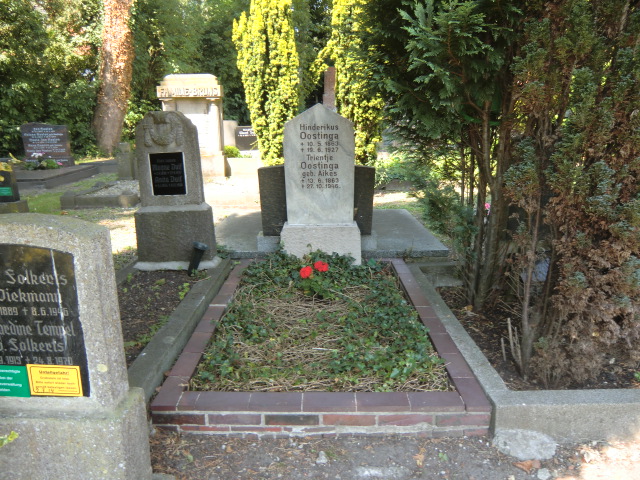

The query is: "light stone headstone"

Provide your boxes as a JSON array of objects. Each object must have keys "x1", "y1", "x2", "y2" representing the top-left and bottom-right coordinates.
[
  {"x1": 0, "y1": 213, "x2": 153, "y2": 479},
  {"x1": 134, "y1": 111, "x2": 218, "y2": 270},
  {"x1": 281, "y1": 104, "x2": 361, "y2": 263},
  {"x1": 157, "y1": 73, "x2": 225, "y2": 178}
]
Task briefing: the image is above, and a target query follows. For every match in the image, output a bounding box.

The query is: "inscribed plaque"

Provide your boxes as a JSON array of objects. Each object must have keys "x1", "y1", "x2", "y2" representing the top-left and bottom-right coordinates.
[{"x1": 0, "y1": 245, "x2": 89, "y2": 396}]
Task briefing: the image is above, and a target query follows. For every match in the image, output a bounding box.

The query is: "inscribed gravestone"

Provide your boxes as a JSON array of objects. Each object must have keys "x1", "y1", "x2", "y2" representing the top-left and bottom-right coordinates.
[
  {"x1": 235, "y1": 126, "x2": 258, "y2": 151},
  {"x1": 284, "y1": 104, "x2": 355, "y2": 225},
  {"x1": 0, "y1": 214, "x2": 152, "y2": 479},
  {"x1": 135, "y1": 111, "x2": 218, "y2": 270},
  {"x1": 20, "y1": 123, "x2": 73, "y2": 166},
  {"x1": 0, "y1": 245, "x2": 89, "y2": 396},
  {"x1": 281, "y1": 104, "x2": 361, "y2": 263}
]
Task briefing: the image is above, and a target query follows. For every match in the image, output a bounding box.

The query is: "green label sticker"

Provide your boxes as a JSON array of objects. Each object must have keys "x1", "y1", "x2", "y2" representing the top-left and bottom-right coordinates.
[
  {"x1": 0, "y1": 187, "x2": 13, "y2": 196},
  {"x1": 0, "y1": 366, "x2": 31, "y2": 397}
]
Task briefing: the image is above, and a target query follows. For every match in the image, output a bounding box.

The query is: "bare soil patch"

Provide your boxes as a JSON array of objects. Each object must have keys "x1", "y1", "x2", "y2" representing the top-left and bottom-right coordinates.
[
  {"x1": 117, "y1": 269, "x2": 204, "y2": 366},
  {"x1": 438, "y1": 286, "x2": 640, "y2": 390}
]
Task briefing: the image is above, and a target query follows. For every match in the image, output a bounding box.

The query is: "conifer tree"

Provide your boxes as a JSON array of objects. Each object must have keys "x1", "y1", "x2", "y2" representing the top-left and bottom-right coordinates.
[
  {"x1": 233, "y1": 0, "x2": 300, "y2": 165},
  {"x1": 323, "y1": 0, "x2": 384, "y2": 164}
]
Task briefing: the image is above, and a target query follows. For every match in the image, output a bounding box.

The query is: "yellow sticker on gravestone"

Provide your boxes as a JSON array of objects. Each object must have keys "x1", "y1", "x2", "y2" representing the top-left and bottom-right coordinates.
[{"x1": 27, "y1": 364, "x2": 83, "y2": 397}]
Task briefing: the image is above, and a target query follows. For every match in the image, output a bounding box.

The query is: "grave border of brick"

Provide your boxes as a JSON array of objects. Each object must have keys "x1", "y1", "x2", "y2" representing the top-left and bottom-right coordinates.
[
  {"x1": 60, "y1": 181, "x2": 140, "y2": 209},
  {"x1": 150, "y1": 258, "x2": 492, "y2": 438}
]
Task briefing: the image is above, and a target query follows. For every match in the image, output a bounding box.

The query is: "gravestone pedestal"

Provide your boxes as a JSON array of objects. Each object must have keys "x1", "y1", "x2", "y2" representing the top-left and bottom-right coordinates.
[
  {"x1": 135, "y1": 111, "x2": 218, "y2": 271},
  {"x1": 281, "y1": 104, "x2": 362, "y2": 264},
  {"x1": 281, "y1": 222, "x2": 361, "y2": 262},
  {"x1": 0, "y1": 214, "x2": 153, "y2": 479}
]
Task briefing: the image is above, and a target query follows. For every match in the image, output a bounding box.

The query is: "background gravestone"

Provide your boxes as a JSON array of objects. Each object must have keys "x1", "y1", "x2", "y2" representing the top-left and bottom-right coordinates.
[
  {"x1": 0, "y1": 165, "x2": 29, "y2": 213},
  {"x1": 235, "y1": 126, "x2": 258, "y2": 151},
  {"x1": 0, "y1": 213, "x2": 153, "y2": 479},
  {"x1": 157, "y1": 73, "x2": 225, "y2": 178},
  {"x1": 280, "y1": 104, "x2": 361, "y2": 263},
  {"x1": 20, "y1": 123, "x2": 74, "y2": 166},
  {"x1": 135, "y1": 111, "x2": 218, "y2": 270}
]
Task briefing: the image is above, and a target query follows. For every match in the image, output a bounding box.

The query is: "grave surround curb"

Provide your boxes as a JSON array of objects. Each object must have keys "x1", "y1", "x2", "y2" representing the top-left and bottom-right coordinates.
[
  {"x1": 150, "y1": 258, "x2": 492, "y2": 438},
  {"x1": 60, "y1": 181, "x2": 140, "y2": 209}
]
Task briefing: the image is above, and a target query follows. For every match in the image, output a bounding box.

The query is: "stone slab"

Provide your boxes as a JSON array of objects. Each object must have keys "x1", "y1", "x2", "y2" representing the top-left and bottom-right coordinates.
[
  {"x1": 214, "y1": 209, "x2": 448, "y2": 259},
  {"x1": 280, "y1": 222, "x2": 362, "y2": 265},
  {"x1": 0, "y1": 214, "x2": 129, "y2": 408},
  {"x1": 136, "y1": 111, "x2": 205, "y2": 207}
]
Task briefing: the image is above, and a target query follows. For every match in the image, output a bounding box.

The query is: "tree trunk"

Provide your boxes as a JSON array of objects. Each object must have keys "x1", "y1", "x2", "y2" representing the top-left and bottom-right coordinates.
[{"x1": 92, "y1": 0, "x2": 135, "y2": 156}]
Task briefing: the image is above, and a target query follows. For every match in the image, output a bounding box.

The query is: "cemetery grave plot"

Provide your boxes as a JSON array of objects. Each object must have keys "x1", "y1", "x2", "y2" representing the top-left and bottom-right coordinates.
[
  {"x1": 150, "y1": 257, "x2": 491, "y2": 437},
  {"x1": 190, "y1": 252, "x2": 451, "y2": 393}
]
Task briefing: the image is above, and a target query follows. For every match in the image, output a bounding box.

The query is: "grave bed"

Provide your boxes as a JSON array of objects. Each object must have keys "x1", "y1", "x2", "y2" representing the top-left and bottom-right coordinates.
[
  {"x1": 150, "y1": 258, "x2": 492, "y2": 438},
  {"x1": 60, "y1": 181, "x2": 139, "y2": 209}
]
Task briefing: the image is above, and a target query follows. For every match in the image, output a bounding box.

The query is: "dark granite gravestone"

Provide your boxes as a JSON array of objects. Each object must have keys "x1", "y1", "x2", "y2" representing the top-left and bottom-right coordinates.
[
  {"x1": 354, "y1": 165, "x2": 375, "y2": 235},
  {"x1": 258, "y1": 164, "x2": 375, "y2": 236},
  {"x1": 0, "y1": 245, "x2": 89, "y2": 397},
  {"x1": 235, "y1": 126, "x2": 258, "y2": 151},
  {"x1": 258, "y1": 165, "x2": 287, "y2": 236},
  {"x1": 0, "y1": 166, "x2": 20, "y2": 203},
  {"x1": 20, "y1": 123, "x2": 74, "y2": 166}
]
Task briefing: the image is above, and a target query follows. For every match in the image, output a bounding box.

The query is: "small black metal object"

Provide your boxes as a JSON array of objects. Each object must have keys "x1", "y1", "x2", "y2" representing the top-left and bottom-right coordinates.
[{"x1": 188, "y1": 241, "x2": 209, "y2": 276}]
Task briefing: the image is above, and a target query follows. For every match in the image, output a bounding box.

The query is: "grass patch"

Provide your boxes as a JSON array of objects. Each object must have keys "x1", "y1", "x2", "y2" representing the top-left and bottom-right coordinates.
[
  {"x1": 24, "y1": 173, "x2": 117, "y2": 214},
  {"x1": 191, "y1": 251, "x2": 450, "y2": 393}
]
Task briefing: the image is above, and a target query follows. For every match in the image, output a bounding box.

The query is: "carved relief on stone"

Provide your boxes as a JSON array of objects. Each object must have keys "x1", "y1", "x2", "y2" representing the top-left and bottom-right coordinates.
[{"x1": 143, "y1": 111, "x2": 184, "y2": 147}]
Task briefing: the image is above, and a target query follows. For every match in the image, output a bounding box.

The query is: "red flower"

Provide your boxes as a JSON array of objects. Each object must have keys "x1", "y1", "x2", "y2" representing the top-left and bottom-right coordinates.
[
  {"x1": 299, "y1": 266, "x2": 313, "y2": 279},
  {"x1": 313, "y1": 261, "x2": 329, "y2": 272}
]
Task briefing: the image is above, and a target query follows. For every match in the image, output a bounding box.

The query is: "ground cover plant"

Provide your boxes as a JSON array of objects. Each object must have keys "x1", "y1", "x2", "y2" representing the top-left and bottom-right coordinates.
[{"x1": 191, "y1": 251, "x2": 450, "y2": 392}]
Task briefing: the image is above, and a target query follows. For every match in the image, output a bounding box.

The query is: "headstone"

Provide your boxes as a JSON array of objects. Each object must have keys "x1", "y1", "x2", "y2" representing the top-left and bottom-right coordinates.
[
  {"x1": 0, "y1": 214, "x2": 153, "y2": 479},
  {"x1": 280, "y1": 104, "x2": 362, "y2": 264},
  {"x1": 116, "y1": 142, "x2": 137, "y2": 180},
  {"x1": 134, "y1": 111, "x2": 218, "y2": 270},
  {"x1": 0, "y1": 165, "x2": 29, "y2": 213},
  {"x1": 257, "y1": 164, "x2": 375, "y2": 237},
  {"x1": 157, "y1": 73, "x2": 225, "y2": 178},
  {"x1": 235, "y1": 126, "x2": 258, "y2": 151},
  {"x1": 20, "y1": 123, "x2": 74, "y2": 166},
  {"x1": 223, "y1": 120, "x2": 238, "y2": 148}
]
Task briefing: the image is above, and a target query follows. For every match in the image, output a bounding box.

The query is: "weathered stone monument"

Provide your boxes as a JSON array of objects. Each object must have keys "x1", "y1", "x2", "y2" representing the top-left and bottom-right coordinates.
[
  {"x1": 281, "y1": 104, "x2": 362, "y2": 264},
  {"x1": 135, "y1": 111, "x2": 218, "y2": 271},
  {"x1": 156, "y1": 74, "x2": 225, "y2": 178},
  {"x1": 116, "y1": 142, "x2": 137, "y2": 180},
  {"x1": 0, "y1": 165, "x2": 29, "y2": 213},
  {"x1": 20, "y1": 123, "x2": 74, "y2": 166},
  {"x1": 0, "y1": 214, "x2": 153, "y2": 479}
]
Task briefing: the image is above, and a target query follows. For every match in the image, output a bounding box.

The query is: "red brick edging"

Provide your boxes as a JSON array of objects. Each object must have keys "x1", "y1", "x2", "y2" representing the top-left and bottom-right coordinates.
[{"x1": 151, "y1": 259, "x2": 491, "y2": 437}]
